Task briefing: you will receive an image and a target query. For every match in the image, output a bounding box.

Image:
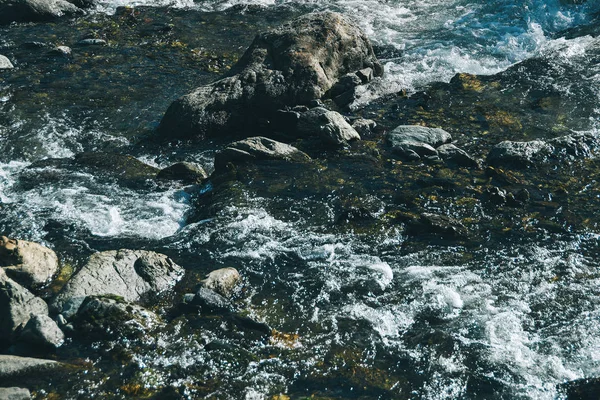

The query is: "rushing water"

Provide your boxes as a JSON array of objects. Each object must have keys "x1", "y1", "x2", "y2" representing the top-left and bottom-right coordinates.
[{"x1": 2, "y1": 0, "x2": 600, "y2": 399}]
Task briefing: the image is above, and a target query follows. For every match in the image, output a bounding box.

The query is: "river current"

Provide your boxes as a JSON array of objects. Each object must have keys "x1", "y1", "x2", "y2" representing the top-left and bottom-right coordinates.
[{"x1": 1, "y1": 0, "x2": 600, "y2": 399}]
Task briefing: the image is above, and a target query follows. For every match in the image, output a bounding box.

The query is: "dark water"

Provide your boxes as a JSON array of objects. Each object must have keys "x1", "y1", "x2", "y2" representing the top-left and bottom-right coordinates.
[{"x1": 2, "y1": 1, "x2": 600, "y2": 399}]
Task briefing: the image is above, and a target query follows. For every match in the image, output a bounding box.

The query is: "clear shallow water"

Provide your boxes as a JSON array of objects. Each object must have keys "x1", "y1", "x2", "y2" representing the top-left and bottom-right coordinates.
[{"x1": 1, "y1": 0, "x2": 600, "y2": 399}]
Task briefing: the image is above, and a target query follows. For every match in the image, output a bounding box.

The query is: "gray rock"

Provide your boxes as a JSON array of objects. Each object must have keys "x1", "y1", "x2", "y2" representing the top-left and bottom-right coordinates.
[
  {"x1": 388, "y1": 126, "x2": 452, "y2": 148},
  {"x1": 18, "y1": 314, "x2": 64, "y2": 348},
  {"x1": 549, "y1": 132, "x2": 600, "y2": 158},
  {"x1": 190, "y1": 287, "x2": 234, "y2": 314},
  {"x1": 0, "y1": 268, "x2": 48, "y2": 341},
  {"x1": 0, "y1": 55, "x2": 14, "y2": 69},
  {"x1": 52, "y1": 249, "x2": 184, "y2": 318},
  {"x1": 72, "y1": 296, "x2": 160, "y2": 339},
  {"x1": 157, "y1": 12, "x2": 383, "y2": 140},
  {"x1": 0, "y1": 387, "x2": 31, "y2": 400},
  {"x1": 486, "y1": 140, "x2": 553, "y2": 167},
  {"x1": 351, "y1": 118, "x2": 377, "y2": 136},
  {"x1": 0, "y1": 0, "x2": 82, "y2": 25},
  {"x1": 47, "y1": 45, "x2": 71, "y2": 57},
  {"x1": 387, "y1": 126, "x2": 452, "y2": 161},
  {"x1": 214, "y1": 137, "x2": 310, "y2": 170},
  {"x1": 437, "y1": 144, "x2": 479, "y2": 168},
  {"x1": 200, "y1": 267, "x2": 240, "y2": 298},
  {"x1": 77, "y1": 38, "x2": 107, "y2": 46},
  {"x1": 157, "y1": 162, "x2": 208, "y2": 183},
  {"x1": 0, "y1": 236, "x2": 59, "y2": 287},
  {"x1": 297, "y1": 108, "x2": 361, "y2": 145},
  {"x1": 0, "y1": 355, "x2": 58, "y2": 378}
]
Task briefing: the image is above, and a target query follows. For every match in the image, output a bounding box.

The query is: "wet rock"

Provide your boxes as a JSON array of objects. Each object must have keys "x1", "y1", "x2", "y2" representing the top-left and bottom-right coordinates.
[
  {"x1": 214, "y1": 137, "x2": 310, "y2": 170},
  {"x1": 0, "y1": 0, "x2": 82, "y2": 25},
  {"x1": 0, "y1": 236, "x2": 59, "y2": 287},
  {"x1": 157, "y1": 162, "x2": 208, "y2": 183},
  {"x1": 189, "y1": 287, "x2": 234, "y2": 314},
  {"x1": 437, "y1": 144, "x2": 479, "y2": 168},
  {"x1": 72, "y1": 296, "x2": 160, "y2": 340},
  {"x1": 74, "y1": 152, "x2": 160, "y2": 181},
  {"x1": 18, "y1": 314, "x2": 64, "y2": 349},
  {"x1": 486, "y1": 140, "x2": 552, "y2": 168},
  {"x1": 560, "y1": 377, "x2": 600, "y2": 400},
  {"x1": 47, "y1": 45, "x2": 72, "y2": 57},
  {"x1": 0, "y1": 355, "x2": 58, "y2": 378},
  {"x1": 200, "y1": 267, "x2": 241, "y2": 298},
  {"x1": 52, "y1": 249, "x2": 184, "y2": 318},
  {"x1": 157, "y1": 11, "x2": 383, "y2": 140},
  {"x1": 351, "y1": 118, "x2": 377, "y2": 136},
  {"x1": 387, "y1": 126, "x2": 452, "y2": 161},
  {"x1": 297, "y1": 107, "x2": 361, "y2": 146},
  {"x1": 0, "y1": 55, "x2": 14, "y2": 69},
  {"x1": 549, "y1": 132, "x2": 600, "y2": 158},
  {"x1": 0, "y1": 387, "x2": 31, "y2": 400},
  {"x1": 407, "y1": 213, "x2": 468, "y2": 239},
  {"x1": 66, "y1": 0, "x2": 94, "y2": 8},
  {"x1": 76, "y1": 38, "x2": 107, "y2": 46},
  {"x1": 0, "y1": 268, "x2": 48, "y2": 342}
]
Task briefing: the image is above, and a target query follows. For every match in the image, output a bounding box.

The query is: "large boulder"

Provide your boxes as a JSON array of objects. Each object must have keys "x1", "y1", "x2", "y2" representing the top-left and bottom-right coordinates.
[
  {"x1": 0, "y1": 0, "x2": 82, "y2": 25},
  {"x1": 214, "y1": 136, "x2": 311, "y2": 170},
  {"x1": 0, "y1": 236, "x2": 59, "y2": 287},
  {"x1": 52, "y1": 249, "x2": 184, "y2": 318},
  {"x1": 0, "y1": 268, "x2": 48, "y2": 342},
  {"x1": 157, "y1": 11, "x2": 383, "y2": 140},
  {"x1": 200, "y1": 267, "x2": 241, "y2": 298}
]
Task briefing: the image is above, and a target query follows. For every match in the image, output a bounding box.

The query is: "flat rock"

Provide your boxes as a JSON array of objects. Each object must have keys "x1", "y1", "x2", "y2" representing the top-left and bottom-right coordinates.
[
  {"x1": 157, "y1": 11, "x2": 383, "y2": 140},
  {"x1": 0, "y1": 55, "x2": 14, "y2": 69},
  {"x1": 0, "y1": 236, "x2": 59, "y2": 287},
  {"x1": 0, "y1": 387, "x2": 31, "y2": 400},
  {"x1": 0, "y1": 268, "x2": 48, "y2": 342},
  {"x1": 0, "y1": 355, "x2": 58, "y2": 378},
  {"x1": 0, "y1": 0, "x2": 82, "y2": 25},
  {"x1": 297, "y1": 107, "x2": 361, "y2": 145},
  {"x1": 214, "y1": 137, "x2": 310, "y2": 170},
  {"x1": 388, "y1": 126, "x2": 452, "y2": 148},
  {"x1": 200, "y1": 267, "x2": 241, "y2": 298},
  {"x1": 52, "y1": 249, "x2": 184, "y2": 318}
]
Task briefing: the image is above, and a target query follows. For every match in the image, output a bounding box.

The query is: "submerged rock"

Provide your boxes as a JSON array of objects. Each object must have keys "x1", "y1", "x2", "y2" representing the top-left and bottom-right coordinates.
[
  {"x1": 214, "y1": 137, "x2": 310, "y2": 170},
  {"x1": 0, "y1": 0, "x2": 82, "y2": 25},
  {"x1": 47, "y1": 45, "x2": 72, "y2": 57},
  {"x1": 157, "y1": 11, "x2": 383, "y2": 140},
  {"x1": 200, "y1": 267, "x2": 241, "y2": 298},
  {"x1": 0, "y1": 236, "x2": 59, "y2": 287},
  {"x1": 0, "y1": 268, "x2": 48, "y2": 342},
  {"x1": 0, "y1": 55, "x2": 14, "y2": 69},
  {"x1": 0, "y1": 387, "x2": 31, "y2": 400},
  {"x1": 297, "y1": 107, "x2": 361, "y2": 146},
  {"x1": 437, "y1": 144, "x2": 479, "y2": 168},
  {"x1": 407, "y1": 212, "x2": 468, "y2": 239},
  {"x1": 52, "y1": 249, "x2": 184, "y2": 318},
  {"x1": 188, "y1": 287, "x2": 234, "y2": 314}
]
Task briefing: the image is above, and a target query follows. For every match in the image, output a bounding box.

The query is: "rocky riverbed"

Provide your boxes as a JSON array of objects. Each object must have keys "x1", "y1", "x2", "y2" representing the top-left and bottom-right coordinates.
[{"x1": 2, "y1": 1, "x2": 600, "y2": 399}]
